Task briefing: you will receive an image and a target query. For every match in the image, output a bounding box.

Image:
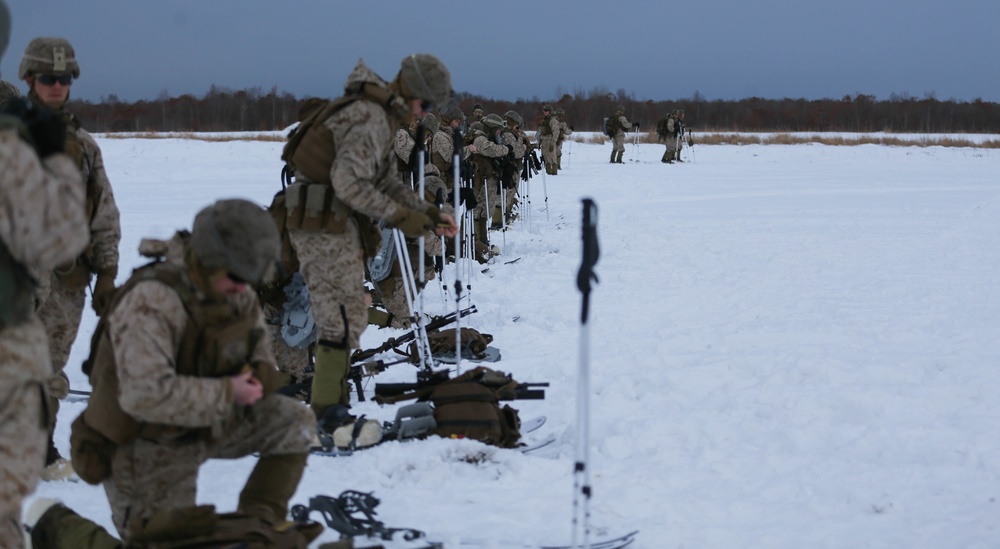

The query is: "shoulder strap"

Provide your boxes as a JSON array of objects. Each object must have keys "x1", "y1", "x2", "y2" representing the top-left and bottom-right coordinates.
[{"x1": 81, "y1": 260, "x2": 198, "y2": 376}]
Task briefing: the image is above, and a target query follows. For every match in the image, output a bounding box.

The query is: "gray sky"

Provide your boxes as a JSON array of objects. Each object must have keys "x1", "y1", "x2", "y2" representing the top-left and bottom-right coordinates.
[{"x1": 3, "y1": 0, "x2": 998, "y2": 103}]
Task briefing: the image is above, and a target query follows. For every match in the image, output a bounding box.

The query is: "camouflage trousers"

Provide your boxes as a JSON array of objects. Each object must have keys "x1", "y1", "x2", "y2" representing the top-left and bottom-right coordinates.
[
  {"x1": 539, "y1": 138, "x2": 558, "y2": 174},
  {"x1": 0, "y1": 319, "x2": 51, "y2": 549},
  {"x1": 473, "y1": 177, "x2": 500, "y2": 222},
  {"x1": 663, "y1": 136, "x2": 681, "y2": 161},
  {"x1": 499, "y1": 184, "x2": 518, "y2": 225},
  {"x1": 262, "y1": 304, "x2": 311, "y2": 382},
  {"x1": 288, "y1": 224, "x2": 368, "y2": 349},
  {"x1": 611, "y1": 133, "x2": 627, "y2": 154},
  {"x1": 36, "y1": 272, "x2": 87, "y2": 399},
  {"x1": 103, "y1": 394, "x2": 314, "y2": 542}
]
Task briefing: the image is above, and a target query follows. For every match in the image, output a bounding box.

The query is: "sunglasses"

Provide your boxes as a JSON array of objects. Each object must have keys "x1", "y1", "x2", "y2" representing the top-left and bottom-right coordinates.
[
  {"x1": 37, "y1": 74, "x2": 73, "y2": 87},
  {"x1": 420, "y1": 99, "x2": 433, "y2": 112}
]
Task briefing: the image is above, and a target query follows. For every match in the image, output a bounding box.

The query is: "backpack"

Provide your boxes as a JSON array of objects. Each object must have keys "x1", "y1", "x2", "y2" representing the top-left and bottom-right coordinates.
[
  {"x1": 656, "y1": 118, "x2": 669, "y2": 140},
  {"x1": 375, "y1": 366, "x2": 522, "y2": 448},
  {"x1": 280, "y1": 96, "x2": 358, "y2": 187},
  {"x1": 426, "y1": 367, "x2": 521, "y2": 448},
  {"x1": 603, "y1": 116, "x2": 614, "y2": 137}
]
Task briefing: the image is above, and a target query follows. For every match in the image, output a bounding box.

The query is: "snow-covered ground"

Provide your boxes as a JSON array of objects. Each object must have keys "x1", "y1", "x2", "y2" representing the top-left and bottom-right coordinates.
[{"x1": 31, "y1": 134, "x2": 1000, "y2": 548}]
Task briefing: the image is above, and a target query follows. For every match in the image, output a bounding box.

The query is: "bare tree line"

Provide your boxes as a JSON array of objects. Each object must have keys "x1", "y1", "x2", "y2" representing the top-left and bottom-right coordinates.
[{"x1": 66, "y1": 85, "x2": 1000, "y2": 134}]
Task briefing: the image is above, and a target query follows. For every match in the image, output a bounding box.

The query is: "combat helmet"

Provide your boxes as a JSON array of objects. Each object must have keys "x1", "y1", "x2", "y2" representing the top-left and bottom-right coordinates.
[
  {"x1": 190, "y1": 199, "x2": 280, "y2": 286},
  {"x1": 420, "y1": 113, "x2": 439, "y2": 135},
  {"x1": 541, "y1": 104, "x2": 552, "y2": 112},
  {"x1": 616, "y1": 104, "x2": 625, "y2": 114},
  {"x1": 19, "y1": 37, "x2": 80, "y2": 79},
  {"x1": 503, "y1": 110, "x2": 524, "y2": 128},
  {"x1": 482, "y1": 113, "x2": 504, "y2": 129},
  {"x1": 398, "y1": 54, "x2": 452, "y2": 112},
  {"x1": 439, "y1": 104, "x2": 465, "y2": 125}
]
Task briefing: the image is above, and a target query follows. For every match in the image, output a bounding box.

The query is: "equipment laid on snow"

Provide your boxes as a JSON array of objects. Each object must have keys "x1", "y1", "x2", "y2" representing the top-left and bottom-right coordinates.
[{"x1": 373, "y1": 366, "x2": 547, "y2": 448}]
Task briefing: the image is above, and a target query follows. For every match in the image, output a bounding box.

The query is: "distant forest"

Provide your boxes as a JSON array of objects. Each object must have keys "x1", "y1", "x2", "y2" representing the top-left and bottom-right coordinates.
[{"x1": 65, "y1": 85, "x2": 1000, "y2": 134}]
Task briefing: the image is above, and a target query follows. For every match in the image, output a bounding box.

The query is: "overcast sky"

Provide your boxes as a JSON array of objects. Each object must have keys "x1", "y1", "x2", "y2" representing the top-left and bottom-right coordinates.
[{"x1": 3, "y1": 0, "x2": 998, "y2": 104}]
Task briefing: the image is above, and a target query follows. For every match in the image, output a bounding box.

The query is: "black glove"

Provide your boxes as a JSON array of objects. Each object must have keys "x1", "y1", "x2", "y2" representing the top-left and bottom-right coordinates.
[
  {"x1": 2, "y1": 98, "x2": 67, "y2": 158},
  {"x1": 632, "y1": 122, "x2": 640, "y2": 130}
]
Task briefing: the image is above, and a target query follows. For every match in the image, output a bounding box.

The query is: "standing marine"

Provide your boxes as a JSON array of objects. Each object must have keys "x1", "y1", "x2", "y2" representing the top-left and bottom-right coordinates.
[
  {"x1": 659, "y1": 109, "x2": 685, "y2": 163},
  {"x1": 467, "y1": 113, "x2": 510, "y2": 254},
  {"x1": 19, "y1": 36, "x2": 121, "y2": 480},
  {"x1": 607, "y1": 105, "x2": 632, "y2": 164},
  {"x1": 0, "y1": 0, "x2": 91, "y2": 542},
  {"x1": 278, "y1": 55, "x2": 457, "y2": 428},
  {"x1": 536, "y1": 104, "x2": 561, "y2": 175},
  {"x1": 498, "y1": 111, "x2": 527, "y2": 227}
]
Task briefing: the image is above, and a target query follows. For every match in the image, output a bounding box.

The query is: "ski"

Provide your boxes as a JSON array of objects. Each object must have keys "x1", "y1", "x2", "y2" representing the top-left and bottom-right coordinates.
[
  {"x1": 310, "y1": 416, "x2": 548, "y2": 457},
  {"x1": 434, "y1": 345, "x2": 501, "y2": 364},
  {"x1": 520, "y1": 433, "x2": 557, "y2": 454},
  {"x1": 521, "y1": 415, "x2": 546, "y2": 434},
  {"x1": 436, "y1": 529, "x2": 639, "y2": 548},
  {"x1": 341, "y1": 536, "x2": 442, "y2": 549}
]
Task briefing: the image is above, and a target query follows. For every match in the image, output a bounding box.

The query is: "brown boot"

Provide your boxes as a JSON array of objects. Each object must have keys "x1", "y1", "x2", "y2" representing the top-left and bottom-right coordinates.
[{"x1": 238, "y1": 453, "x2": 309, "y2": 523}]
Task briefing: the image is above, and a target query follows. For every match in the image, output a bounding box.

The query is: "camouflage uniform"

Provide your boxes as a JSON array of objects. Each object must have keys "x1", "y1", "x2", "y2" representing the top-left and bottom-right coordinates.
[
  {"x1": 467, "y1": 115, "x2": 509, "y2": 244},
  {"x1": 554, "y1": 109, "x2": 572, "y2": 170},
  {"x1": 469, "y1": 103, "x2": 484, "y2": 125},
  {"x1": 74, "y1": 202, "x2": 314, "y2": 543},
  {"x1": 286, "y1": 56, "x2": 451, "y2": 418},
  {"x1": 430, "y1": 106, "x2": 472, "y2": 190},
  {"x1": 536, "y1": 105, "x2": 561, "y2": 175},
  {"x1": 19, "y1": 38, "x2": 122, "y2": 476},
  {"x1": 499, "y1": 113, "x2": 527, "y2": 226},
  {"x1": 661, "y1": 110, "x2": 682, "y2": 163},
  {"x1": 0, "y1": 120, "x2": 90, "y2": 544},
  {"x1": 609, "y1": 106, "x2": 631, "y2": 164}
]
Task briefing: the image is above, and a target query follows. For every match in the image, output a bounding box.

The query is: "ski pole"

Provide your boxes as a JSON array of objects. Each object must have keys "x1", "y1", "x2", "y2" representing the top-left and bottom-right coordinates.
[
  {"x1": 416, "y1": 124, "x2": 427, "y2": 321},
  {"x1": 451, "y1": 127, "x2": 464, "y2": 374},
  {"x1": 392, "y1": 228, "x2": 433, "y2": 371},
  {"x1": 540, "y1": 163, "x2": 549, "y2": 222},
  {"x1": 572, "y1": 198, "x2": 600, "y2": 549}
]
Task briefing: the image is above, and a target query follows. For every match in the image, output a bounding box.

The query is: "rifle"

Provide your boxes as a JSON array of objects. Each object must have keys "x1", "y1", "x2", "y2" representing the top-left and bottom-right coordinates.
[
  {"x1": 347, "y1": 305, "x2": 478, "y2": 398},
  {"x1": 356, "y1": 304, "x2": 478, "y2": 360},
  {"x1": 374, "y1": 371, "x2": 548, "y2": 404}
]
